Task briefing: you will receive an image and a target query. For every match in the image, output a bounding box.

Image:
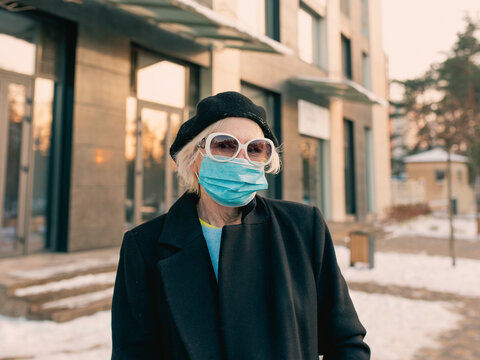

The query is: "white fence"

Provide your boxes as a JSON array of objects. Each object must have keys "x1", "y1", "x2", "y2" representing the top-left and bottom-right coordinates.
[{"x1": 391, "y1": 179, "x2": 426, "y2": 206}]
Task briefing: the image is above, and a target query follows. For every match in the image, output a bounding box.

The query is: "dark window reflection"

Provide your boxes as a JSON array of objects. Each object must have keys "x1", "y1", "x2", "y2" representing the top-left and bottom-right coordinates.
[{"x1": 2, "y1": 83, "x2": 25, "y2": 252}]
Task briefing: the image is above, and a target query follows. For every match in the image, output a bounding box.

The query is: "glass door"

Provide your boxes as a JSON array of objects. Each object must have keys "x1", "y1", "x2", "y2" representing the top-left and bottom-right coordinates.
[
  {"x1": 128, "y1": 102, "x2": 182, "y2": 227},
  {"x1": 301, "y1": 137, "x2": 327, "y2": 213},
  {"x1": 0, "y1": 73, "x2": 34, "y2": 256}
]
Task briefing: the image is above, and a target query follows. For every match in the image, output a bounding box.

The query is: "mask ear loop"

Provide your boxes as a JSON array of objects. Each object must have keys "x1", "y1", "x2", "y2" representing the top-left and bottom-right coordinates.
[{"x1": 194, "y1": 147, "x2": 205, "y2": 181}]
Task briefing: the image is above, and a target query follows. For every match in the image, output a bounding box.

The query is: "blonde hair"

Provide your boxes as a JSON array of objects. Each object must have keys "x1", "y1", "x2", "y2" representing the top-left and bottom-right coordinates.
[{"x1": 174, "y1": 119, "x2": 281, "y2": 194}]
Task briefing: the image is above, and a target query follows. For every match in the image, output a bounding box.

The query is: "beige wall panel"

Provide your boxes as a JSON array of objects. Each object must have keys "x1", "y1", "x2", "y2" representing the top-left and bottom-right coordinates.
[
  {"x1": 212, "y1": 0, "x2": 236, "y2": 19},
  {"x1": 76, "y1": 27, "x2": 130, "y2": 75},
  {"x1": 327, "y1": 0, "x2": 342, "y2": 79},
  {"x1": 371, "y1": 106, "x2": 390, "y2": 219},
  {"x1": 69, "y1": 25, "x2": 129, "y2": 251},
  {"x1": 241, "y1": 52, "x2": 328, "y2": 90},
  {"x1": 280, "y1": 0, "x2": 299, "y2": 50},
  {"x1": 212, "y1": 49, "x2": 241, "y2": 93},
  {"x1": 68, "y1": 187, "x2": 124, "y2": 252},
  {"x1": 70, "y1": 146, "x2": 125, "y2": 189},
  {"x1": 69, "y1": 187, "x2": 124, "y2": 237},
  {"x1": 74, "y1": 65, "x2": 128, "y2": 109},
  {"x1": 73, "y1": 104, "x2": 125, "y2": 149},
  {"x1": 301, "y1": 0, "x2": 327, "y2": 17}
]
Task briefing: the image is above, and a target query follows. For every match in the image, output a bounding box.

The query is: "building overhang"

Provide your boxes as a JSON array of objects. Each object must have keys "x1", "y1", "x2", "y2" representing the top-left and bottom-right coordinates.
[
  {"x1": 104, "y1": 0, "x2": 292, "y2": 55},
  {"x1": 290, "y1": 76, "x2": 389, "y2": 107}
]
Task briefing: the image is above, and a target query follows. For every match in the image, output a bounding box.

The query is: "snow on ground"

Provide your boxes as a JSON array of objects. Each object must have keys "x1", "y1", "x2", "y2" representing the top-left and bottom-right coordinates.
[
  {"x1": 336, "y1": 246, "x2": 480, "y2": 298},
  {"x1": 0, "y1": 246, "x2": 476, "y2": 359},
  {"x1": 385, "y1": 214, "x2": 479, "y2": 241},
  {"x1": 0, "y1": 293, "x2": 462, "y2": 360},
  {"x1": 351, "y1": 291, "x2": 461, "y2": 360},
  {"x1": 0, "y1": 311, "x2": 111, "y2": 359}
]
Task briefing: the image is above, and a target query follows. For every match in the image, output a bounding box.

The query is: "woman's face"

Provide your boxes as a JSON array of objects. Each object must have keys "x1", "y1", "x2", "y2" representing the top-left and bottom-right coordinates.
[{"x1": 193, "y1": 117, "x2": 265, "y2": 172}]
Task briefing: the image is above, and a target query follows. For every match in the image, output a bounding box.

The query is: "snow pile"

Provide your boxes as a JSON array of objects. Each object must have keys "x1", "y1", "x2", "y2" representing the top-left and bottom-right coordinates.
[
  {"x1": 350, "y1": 291, "x2": 461, "y2": 360},
  {"x1": 0, "y1": 311, "x2": 111, "y2": 359},
  {"x1": 336, "y1": 246, "x2": 480, "y2": 298},
  {"x1": 385, "y1": 214, "x2": 479, "y2": 241}
]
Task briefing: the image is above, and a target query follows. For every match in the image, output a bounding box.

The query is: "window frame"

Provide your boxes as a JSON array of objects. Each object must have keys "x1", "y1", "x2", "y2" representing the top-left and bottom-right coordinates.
[
  {"x1": 341, "y1": 34, "x2": 353, "y2": 80},
  {"x1": 298, "y1": 4, "x2": 327, "y2": 69}
]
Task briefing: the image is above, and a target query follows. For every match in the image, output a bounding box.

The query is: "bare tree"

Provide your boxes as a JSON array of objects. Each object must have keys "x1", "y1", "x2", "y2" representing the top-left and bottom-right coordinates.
[{"x1": 395, "y1": 18, "x2": 480, "y2": 266}]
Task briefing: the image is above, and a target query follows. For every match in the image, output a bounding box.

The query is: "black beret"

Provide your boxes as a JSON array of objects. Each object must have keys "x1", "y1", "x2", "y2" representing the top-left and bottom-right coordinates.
[{"x1": 169, "y1": 91, "x2": 278, "y2": 160}]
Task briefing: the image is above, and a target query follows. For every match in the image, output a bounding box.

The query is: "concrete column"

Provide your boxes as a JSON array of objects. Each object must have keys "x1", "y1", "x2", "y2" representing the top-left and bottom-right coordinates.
[
  {"x1": 329, "y1": 99, "x2": 346, "y2": 221},
  {"x1": 326, "y1": 0, "x2": 347, "y2": 221},
  {"x1": 207, "y1": 0, "x2": 241, "y2": 94},
  {"x1": 369, "y1": 0, "x2": 391, "y2": 220},
  {"x1": 68, "y1": 25, "x2": 130, "y2": 251}
]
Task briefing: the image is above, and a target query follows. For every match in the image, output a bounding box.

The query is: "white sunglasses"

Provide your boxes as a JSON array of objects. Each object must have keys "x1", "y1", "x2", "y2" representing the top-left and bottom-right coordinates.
[{"x1": 198, "y1": 132, "x2": 274, "y2": 166}]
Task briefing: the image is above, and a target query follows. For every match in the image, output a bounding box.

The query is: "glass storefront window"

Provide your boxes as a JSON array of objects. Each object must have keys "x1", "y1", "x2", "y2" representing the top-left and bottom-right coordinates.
[
  {"x1": 1, "y1": 83, "x2": 26, "y2": 252},
  {"x1": 29, "y1": 78, "x2": 54, "y2": 252},
  {"x1": 301, "y1": 138, "x2": 325, "y2": 209},
  {"x1": 0, "y1": 34, "x2": 36, "y2": 75},
  {"x1": 0, "y1": 11, "x2": 36, "y2": 76},
  {"x1": 141, "y1": 108, "x2": 168, "y2": 221},
  {"x1": 0, "y1": 9, "x2": 67, "y2": 256},
  {"x1": 125, "y1": 96, "x2": 137, "y2": 227},
  {"x1": 126, "y1": 49, "x2": 199, "y2": 228},
  {"x1": 137, "y1": 53, "x2": 186, "y2": 108}
]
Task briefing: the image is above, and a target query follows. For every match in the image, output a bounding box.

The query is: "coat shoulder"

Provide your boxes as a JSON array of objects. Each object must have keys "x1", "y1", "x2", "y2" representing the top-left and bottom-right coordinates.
[
  {"x1": 125, "y1": 214, "x2": 168, "y2": 249},
  {"x1": 259, "y1": 196, "x2": 323, "y2": 224}
]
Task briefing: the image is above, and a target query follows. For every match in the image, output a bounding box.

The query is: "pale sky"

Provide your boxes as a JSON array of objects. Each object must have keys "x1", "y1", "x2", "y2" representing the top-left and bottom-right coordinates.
[{"x1": 382, "y1": 0, "x2": 480, "y2": 82}]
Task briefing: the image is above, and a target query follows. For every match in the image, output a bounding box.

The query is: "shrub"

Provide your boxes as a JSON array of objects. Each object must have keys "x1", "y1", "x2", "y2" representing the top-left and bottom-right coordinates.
[{"x1": 388, "y1": 203, "x2": 431, "y2": 222}]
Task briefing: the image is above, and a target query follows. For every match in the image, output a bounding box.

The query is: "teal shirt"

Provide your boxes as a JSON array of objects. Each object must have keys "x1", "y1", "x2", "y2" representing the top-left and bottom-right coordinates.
[{"x1": 199, "y1": 219, "x2": 222, "y2": 281}]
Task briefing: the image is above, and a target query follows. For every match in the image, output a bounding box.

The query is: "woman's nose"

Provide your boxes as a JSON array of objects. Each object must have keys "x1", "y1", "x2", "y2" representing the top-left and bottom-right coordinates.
[{"x1": 236, "y1": 148, "x2": 248, "y2": 160}]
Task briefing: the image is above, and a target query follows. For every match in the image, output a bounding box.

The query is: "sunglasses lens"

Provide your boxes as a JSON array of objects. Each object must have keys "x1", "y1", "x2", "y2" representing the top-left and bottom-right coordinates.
[
  {"x1": 209, "y1": 134, "x2": 239, "y2": 160},
  {"x1": 247, "y1": 139, "x2": 272, "y2": 164}
]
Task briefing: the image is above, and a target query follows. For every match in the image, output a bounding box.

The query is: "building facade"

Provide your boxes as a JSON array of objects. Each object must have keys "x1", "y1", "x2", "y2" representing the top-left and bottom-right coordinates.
[
  {"x1": 404, "y1": 149, "x2": 475, "y2": 214},
  {"x1": 0, "y1": 0, "x2": 390, "y2": 256}
]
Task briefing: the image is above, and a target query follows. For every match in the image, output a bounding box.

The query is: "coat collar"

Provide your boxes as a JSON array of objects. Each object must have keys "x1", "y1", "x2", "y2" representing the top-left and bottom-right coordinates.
[
  {"x1": 157, "y1": 191, "x2": 269, "y2": 248},
  {"x1": 155, "y1": 191, "x2": 269, "y2": 360}
]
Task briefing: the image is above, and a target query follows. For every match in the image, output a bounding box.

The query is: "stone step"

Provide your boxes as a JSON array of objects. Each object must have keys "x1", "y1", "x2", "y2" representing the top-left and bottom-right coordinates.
[
  {"x1": 8, "y1": 271, "x2": 116, "y2": 322},
  {"x1": 28, "y1": 288, "x2": 114, "y2": 322},
  {"x1": 12, "y1": 272, "x2": 116, "y2": 302},
  {"x1": 6, "y1": 261, "x2": 118, "y2": 294},
  {"x1": 0, "y1": 247, "x2": 119, "y2": 321}
]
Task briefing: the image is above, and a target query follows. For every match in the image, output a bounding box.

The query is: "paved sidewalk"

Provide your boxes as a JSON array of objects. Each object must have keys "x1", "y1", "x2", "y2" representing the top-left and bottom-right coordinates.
[{"x1": 335, "y1": 222, "x2": 480, "y2": 360}]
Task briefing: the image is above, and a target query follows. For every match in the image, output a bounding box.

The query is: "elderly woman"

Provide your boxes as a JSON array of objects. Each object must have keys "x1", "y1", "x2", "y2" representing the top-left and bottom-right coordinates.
[{"x1": 111, "y1": 91, "x2": 370, "y2": 360}]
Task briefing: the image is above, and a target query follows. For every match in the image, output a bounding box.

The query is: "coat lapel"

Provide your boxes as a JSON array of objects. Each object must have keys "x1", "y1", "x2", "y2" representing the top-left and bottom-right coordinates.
[{"x1": 156, "y1": 192, "x2": 223, "y2": 360}]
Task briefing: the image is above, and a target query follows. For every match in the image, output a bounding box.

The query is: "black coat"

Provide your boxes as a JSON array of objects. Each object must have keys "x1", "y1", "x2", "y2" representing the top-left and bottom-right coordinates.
[{"x1": 111, "y1": 192, "x2": 370, "y2": 360}]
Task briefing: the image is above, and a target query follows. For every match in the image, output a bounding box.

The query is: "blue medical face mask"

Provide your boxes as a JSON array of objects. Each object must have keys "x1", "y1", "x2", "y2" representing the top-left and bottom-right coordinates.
[{"x1": 197, "y1": 154, "x2": 268, "y2": 207}]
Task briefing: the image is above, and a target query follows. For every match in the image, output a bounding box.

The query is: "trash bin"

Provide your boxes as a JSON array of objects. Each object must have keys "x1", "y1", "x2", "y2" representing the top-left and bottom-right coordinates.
[{"x1": 349, "y1": 231, "x2": 375, "y2": 269}]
